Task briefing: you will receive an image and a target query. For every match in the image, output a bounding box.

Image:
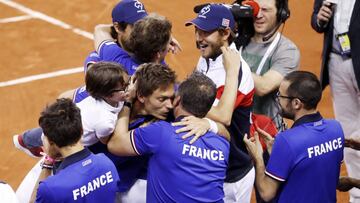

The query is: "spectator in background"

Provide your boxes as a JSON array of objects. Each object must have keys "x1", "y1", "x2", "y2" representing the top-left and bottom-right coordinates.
[{"x1": 311, "y1": 0, "x2": 360, "y2": 202}]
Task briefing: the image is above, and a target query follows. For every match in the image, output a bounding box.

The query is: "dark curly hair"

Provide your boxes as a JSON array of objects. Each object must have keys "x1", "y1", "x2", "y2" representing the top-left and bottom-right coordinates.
[
  {"x1": 39, "y1": 98, "x2": 82, "y2": 148},
  {"x1": 126, "y1": 13, "x2": 172, "y2": 63}
]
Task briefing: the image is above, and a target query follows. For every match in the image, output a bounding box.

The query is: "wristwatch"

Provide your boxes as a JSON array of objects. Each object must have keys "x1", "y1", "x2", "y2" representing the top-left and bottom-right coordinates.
[{"x1": 40, "y1": 162, "x2": 54, "y2": 170}]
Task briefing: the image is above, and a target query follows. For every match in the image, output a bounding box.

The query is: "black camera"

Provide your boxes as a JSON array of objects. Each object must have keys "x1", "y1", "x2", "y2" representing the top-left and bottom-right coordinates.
[
  {"x1": 194, "y1": 3, "x2": 254, "y2": 18},
  {"x1": 229, "y1": 3, "x2": 255, "y2": 19},
  {"x1": 193, "y1": 1, "x2": 255, "y2": 48}
]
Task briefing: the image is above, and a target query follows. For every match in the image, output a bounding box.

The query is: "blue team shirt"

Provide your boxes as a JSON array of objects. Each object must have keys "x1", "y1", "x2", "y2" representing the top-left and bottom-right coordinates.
[
  {"x1": 131, "y1": 117, "x2": 229, "y2": 203},
  {"x1": 76, "y1": 40, "x2": 168, "y2": 103},
  {"x1": 265, "y1": 112, "x2": 344, "y2": 203},
  {"x1": 114, "y1": 115, "x2": 155, "y2": 192},
  {"x1": 74, "y1": 41, "x2": 142, "y2": 103},
  {"x1": 86, "y1": 115, "x2": 155, "y2": 192},
  {"x1": 98, "y1": 40, "x2": 140, "y2": 75},
  {"x1": 35, "y1": 148, "x2": 120, "y2": 203},
  {"x1": 83, "y1": 51, "x2": 101, "y2": 72}
]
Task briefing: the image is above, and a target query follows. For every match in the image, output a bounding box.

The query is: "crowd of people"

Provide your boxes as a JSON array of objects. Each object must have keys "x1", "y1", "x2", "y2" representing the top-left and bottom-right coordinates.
[{"x1": 2, "y1": 0, "x2": 359, "y2": 202}]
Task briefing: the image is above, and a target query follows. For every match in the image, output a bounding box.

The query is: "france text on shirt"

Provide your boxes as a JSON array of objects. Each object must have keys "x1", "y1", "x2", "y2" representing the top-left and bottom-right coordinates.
[
  {"x1": 72, "y1": 171, "x2": 114, "y2": 200},
  {"x1": 182, "y1": 144, "x2": 225, "y2": 161},
  {"x1": 307, "y1": 137, "x2": 343, "y2": 158}
]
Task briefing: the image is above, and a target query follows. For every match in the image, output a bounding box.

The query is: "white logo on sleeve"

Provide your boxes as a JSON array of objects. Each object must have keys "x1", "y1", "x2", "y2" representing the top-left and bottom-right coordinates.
[
  {"x1": 307, "y1": 137, "x2": 343, "y2": 158},
  {"x1": 182, "y1": 144, "x2": 225, "y2": 161}
]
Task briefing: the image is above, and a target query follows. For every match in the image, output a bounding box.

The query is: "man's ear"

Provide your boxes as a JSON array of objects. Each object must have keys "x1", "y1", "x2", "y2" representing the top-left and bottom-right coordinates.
[
  {"x1": 292, "y1": 98, "x2": 302, "y2": 110},
  {"x1": 153, "y1": 52, "x2": 162, "y2": 63},
  {"x1": 221, "y1": 28, "x2": 231, "y2": 41},
  {"x1": 137, "y1": 93, "x2": 145, "y2": 103},
  {"x1": 113, "y1": 22, "x2": 122, "y2": 33}
]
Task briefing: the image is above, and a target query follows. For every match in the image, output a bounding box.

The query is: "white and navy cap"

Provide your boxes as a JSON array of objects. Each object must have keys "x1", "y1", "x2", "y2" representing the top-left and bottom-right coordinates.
[
  {"x1": 185, "y1": 4, "x2": 235, "y2": 32},
  {"x1": 112, "y1": 0, "x2": 147, "y2": 24}
]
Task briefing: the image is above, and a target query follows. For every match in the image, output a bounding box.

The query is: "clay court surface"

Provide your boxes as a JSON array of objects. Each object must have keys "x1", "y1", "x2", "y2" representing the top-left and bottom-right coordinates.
[{"x1": 0, "y1": 0, "x2": 349, "y2": 202}]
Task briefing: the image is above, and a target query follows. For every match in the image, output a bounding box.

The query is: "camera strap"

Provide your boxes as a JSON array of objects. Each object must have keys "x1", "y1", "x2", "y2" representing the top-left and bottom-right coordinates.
[{"x1": 255, "y1": 32, "x2": 281, "y2": 75}]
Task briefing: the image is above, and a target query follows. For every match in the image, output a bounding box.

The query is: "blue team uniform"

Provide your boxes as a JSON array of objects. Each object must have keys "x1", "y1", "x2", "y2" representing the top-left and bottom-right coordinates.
[
  {"x1": 131, "y1": 116, "x2": 229, "y2": 202},
  {"x1": 76, "y1": 40, "x2": 168, "y2": 103},
  {"x1": 98, "y1": 40, "x2": 167, "y2": 75},
  {"x1": 83, "y1": 51, "x2": 101, "y2": 72},
  {"x1": 265, "y1": 112, "x2": 344, "y2": 203},
  {"x1": 113, "y1": 115, "x2": 155, "y2": 192},
  {"x1": 73, "y1": 85, "x2": 89, "y2": 104},
  {"x1": 98, "y1": 40, "x2": 140, "y2": 75},
  {"x1": 35, "y1": 148, "x2": 120, "y2": 203},
  {"x1": 87, "y1": 115, "x2": 155, "y2": 192},
  {"x1": 74, "y1": 41, "x2": 142, "y2": 103}
]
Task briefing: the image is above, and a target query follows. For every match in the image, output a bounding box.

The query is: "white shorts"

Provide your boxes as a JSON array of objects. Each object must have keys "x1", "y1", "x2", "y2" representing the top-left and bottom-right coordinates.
[
  {"x1": 117, "y1": 179, "x2": 147, "y2": 203},
  {"x1": 0, "y1": 182, "x2": 19, "y2": 203},
  {"x1": 16, "y1": 159, "x2": 43, "y2": 203},
  {"x1": 223, "y1": 167, "x2": 255, "y2": 203}
]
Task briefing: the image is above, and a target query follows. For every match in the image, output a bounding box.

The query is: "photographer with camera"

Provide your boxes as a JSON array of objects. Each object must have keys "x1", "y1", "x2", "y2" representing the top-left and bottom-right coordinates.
[
  {"x1": 241, "y1": 0, "x2": 300, "y2": 131},
  {"x1": 311, "y1": 0, "x2": 360, "y2": 202},
  {"x1": 236, "y1": 0, "x2": 300, "y2": 202}
]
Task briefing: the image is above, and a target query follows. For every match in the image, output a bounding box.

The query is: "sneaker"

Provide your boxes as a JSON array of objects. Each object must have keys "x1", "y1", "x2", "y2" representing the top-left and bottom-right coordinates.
[{"x1": 13, "y1": 134, "x2": 43, "y2": 158}]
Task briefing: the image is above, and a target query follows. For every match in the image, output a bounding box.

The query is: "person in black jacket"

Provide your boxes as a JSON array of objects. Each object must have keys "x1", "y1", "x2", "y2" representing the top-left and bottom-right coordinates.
[{"x1": 311, "y1": 0, "x2": 360, "y2": 202}]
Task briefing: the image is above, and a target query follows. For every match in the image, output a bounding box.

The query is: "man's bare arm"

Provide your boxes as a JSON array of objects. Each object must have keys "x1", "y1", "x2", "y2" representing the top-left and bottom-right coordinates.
[
  {"x1": 338, "y1": 176, "x2": 360, "y2": 192},
  {"x1": 94, "y1": 24, "x2": 114, "y2": 53},
  {"x1": 252, "y1": 70, "x2": 283, "y2": 97},
  {"x1": 107, "y1": 105, "x2": 137, "y2": 156},
  {"x1": 206, "y1": 46, "x2": 241, "y2": 126},
  {"x1": 345, "y1": 137, "x2": 360, "y2": 150},
  {"x1": 243, "y1": 133, "x2": 280, "y2": 201},
  {"x1": 172, "y1": 116, "x2": 230, "y2": 144}
]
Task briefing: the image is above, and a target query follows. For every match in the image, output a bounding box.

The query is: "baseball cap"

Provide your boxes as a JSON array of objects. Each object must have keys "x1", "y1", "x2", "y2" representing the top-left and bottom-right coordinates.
[
  {"x1": 249, "y1": 113, "x2": 278, "y2": 151},
  {"x1": 112, "y1": 0, "x2": 148, "y2": 24},
  {"x1": 185, "y1": 4, "x2": 235, "y2": 32}
]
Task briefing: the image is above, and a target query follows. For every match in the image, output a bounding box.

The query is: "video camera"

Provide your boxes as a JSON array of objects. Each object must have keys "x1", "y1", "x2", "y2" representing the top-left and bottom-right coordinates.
[{"x1": 194, "y1": 0, "x2": 257, "y2": 48}]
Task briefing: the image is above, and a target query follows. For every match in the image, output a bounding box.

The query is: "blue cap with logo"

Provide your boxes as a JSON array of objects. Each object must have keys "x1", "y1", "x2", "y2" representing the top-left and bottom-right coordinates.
[
  {"x1": 112, "y1": 0, "x2": 148, "y2": 24},
  {"x1": 185, "y1": 4, "x2": 235, "y2": 31}
]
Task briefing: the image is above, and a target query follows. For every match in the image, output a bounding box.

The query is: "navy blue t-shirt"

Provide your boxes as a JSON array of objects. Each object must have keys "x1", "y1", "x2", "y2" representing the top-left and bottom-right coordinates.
[
  {"x1": 266, "y1": 112, "x2": 344, "y2": 203},
  {"x1": 98, "y1": 40, "x2": 140, "y2": 75},
  {"x1": 35, "y1": 149, "x2": 120, "y2": 203},
  {"x1": 131, "y1": 117, "x2": 229, "y2": 202}
]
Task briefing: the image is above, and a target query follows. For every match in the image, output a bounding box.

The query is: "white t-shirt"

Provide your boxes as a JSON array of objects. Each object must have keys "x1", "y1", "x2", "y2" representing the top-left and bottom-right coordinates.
[{"x1": 76, "y1": 96, "x2": 123, "y2": 146}]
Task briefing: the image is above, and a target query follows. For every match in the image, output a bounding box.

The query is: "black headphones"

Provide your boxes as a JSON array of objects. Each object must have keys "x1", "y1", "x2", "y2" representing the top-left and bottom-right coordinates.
[{"x1": 277, "y1": 0, "x2": 290, "y2": 23}]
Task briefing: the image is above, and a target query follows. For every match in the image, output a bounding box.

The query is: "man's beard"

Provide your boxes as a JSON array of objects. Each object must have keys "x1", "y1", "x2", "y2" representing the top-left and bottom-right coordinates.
[
  {"x1": 196, "y1": 41, "x2": 223, "y2": 60},
  {"x1": 279, "y1": 105, "x2": 295, "y2": 120}
]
